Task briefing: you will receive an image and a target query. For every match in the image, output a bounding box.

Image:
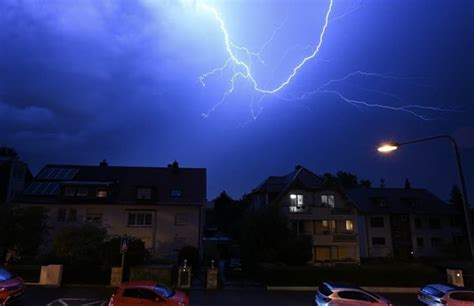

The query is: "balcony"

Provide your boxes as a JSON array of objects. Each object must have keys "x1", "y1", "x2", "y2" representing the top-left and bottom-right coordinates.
[
  {"x1": 333, "y1": 234, "x2": 357, "y2": 242},
  {"x1": 331, "y1": 207, "x2": 354, "y2": 215}
]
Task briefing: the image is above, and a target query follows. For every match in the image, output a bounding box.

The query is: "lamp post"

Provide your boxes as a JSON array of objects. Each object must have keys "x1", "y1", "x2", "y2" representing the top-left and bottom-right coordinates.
[{"x1": 378, "y1": 135, "x2": 474, "y2": 260}]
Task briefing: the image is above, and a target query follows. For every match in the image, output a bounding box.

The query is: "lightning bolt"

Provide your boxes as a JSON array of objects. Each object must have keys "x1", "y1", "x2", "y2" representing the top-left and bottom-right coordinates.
[{"x1": 196, "y1": 0, "x2": 458, "y2": 121}]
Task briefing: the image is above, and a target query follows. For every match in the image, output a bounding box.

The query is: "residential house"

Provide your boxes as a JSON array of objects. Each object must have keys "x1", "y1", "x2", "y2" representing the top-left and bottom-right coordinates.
[
  {"x1": 347, "y1": 187, "x2": 464, "y2": 259},
  {"x1": 17, "y1": 160, "x2": 206, "y2": 259},
  {"x1": 0, "y1": 147, "x2": 32, "y2": 205},
  {"x1": 251, "y1": 166, "x2": 360, "y2": 265}
]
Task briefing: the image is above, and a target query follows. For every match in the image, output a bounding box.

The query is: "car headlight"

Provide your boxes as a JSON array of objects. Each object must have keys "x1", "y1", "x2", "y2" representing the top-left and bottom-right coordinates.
[{"x1": 178, "y1": 302, "x2": 186, "y2": 306}]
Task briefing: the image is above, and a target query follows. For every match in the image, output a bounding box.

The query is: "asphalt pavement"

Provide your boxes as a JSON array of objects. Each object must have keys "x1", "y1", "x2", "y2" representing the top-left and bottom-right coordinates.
[{"x1": 19, "y1": 285, "x2": 420, "y2": 306}]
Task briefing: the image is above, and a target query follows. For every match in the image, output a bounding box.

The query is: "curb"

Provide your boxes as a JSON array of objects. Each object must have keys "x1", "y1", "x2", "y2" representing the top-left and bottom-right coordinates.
[{"x1": 266, "y1": 286, "x2": 420, "y2": 293}]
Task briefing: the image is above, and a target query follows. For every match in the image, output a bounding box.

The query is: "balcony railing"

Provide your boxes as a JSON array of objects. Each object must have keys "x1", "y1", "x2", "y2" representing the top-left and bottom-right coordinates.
[
  {"x1": 331, "y1": 207, "x2": 354, "y2": 215},
  {"x1": 333, "y1": 234, "x2": 357, "y2": 242}
]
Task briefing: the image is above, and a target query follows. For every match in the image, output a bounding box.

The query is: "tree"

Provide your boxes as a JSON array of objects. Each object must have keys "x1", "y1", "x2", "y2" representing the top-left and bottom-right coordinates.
[
  {"x1": 0, "y1": 207, "x2": 48, "y2": 264},
  {"x1": 100, "y1": 236, "x2": 148, "y2": 268},
  {"x1": 323, "y1": 171, "x2": 371, "y2": 189},
  {"x1": 53, "y1": 224, "x2": 107, "y2": 264},
  {"x1": 404, "y1": 178, "x2": 412, "y2": 189},
  {"x1": 449, "y1": 185, "x2": 463, "y2": 212},
  {"x1": 239, "y1": 205, "x2": 312, "y2": 270}
]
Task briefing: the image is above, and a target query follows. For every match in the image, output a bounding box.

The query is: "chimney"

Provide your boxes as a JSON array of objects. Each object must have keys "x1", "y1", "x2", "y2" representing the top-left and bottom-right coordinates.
[
  {"x1": 404, "y1": 178, "x2": 412, "y2": 189},
  {"x1": 100, "y1": 159, "x2": 108, "y2": 167},
  {"x1": 380, "y1": 179, "x2": 385, "y2": 188}
]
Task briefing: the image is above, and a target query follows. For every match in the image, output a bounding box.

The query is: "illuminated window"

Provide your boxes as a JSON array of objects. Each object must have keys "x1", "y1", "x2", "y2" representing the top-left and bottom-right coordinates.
[
  {"x1": 315, "y1": 220, "x2": 336, "y2": 234},
  {"x1": 289, "y1": 194, "x2": 304, "y2": 212},
  {"x1": 345, "y1": 220, "x2": 354, "y2": 232},
  {"x1": 96, "y1": 189, "x2": 108, "y2": 198},
  {"x1": 321, "y1": 195, "x2": 335, "y2": 208}
]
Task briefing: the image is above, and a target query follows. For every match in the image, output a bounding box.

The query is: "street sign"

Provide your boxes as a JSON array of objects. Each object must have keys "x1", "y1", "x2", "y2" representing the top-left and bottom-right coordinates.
[{"x1": 120, "y1": 237, "x2": 128, "y2": 253}]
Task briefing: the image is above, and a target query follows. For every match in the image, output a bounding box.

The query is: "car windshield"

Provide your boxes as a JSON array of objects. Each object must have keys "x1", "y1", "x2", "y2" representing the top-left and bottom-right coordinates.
[
  {"x1": 154, "y1": 284, "x2": 175, "y2": 298},
  {"x1": 0, "y1": 268, "x2": 13, "y2": 282},
  {"x1": 318, "y1": 284, "x2": 333, "y2": 297}
]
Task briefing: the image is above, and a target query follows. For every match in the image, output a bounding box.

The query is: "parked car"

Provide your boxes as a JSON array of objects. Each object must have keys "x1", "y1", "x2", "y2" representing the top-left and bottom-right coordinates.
[
  {"x1": 0, "y1": 267, "x2": 25, "y2": 305},
  {"x1": 418, "y1": 283, "x2": 474, "y2": 305},
  {"x1": 315, "y1": 282, "x2": 392, "y2": 306},
  {"x1": 108, "y1": 280, "x2": 189, "y2": 306}
]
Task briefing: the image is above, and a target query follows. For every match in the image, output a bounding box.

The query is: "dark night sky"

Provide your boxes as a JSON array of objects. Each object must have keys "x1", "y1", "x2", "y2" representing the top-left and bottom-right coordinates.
[{"x1": 0, "y1": 0, "x2": 473, "y2": 202}]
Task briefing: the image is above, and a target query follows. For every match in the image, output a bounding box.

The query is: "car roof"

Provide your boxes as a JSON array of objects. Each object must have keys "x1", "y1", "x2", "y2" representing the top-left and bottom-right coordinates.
[
  {"x1": 120, "y1": 280, "x2": 158, "y2": 289},
  {"x1": 424, "y1": 284, "x2": 461, "y2": 293},
  {"x1": 325, "y1": 282, "x2": 362, "y2": 290}
]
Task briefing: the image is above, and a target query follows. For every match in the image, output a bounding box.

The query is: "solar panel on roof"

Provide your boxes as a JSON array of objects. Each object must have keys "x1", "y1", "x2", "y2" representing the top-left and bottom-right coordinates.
[
  {"x1": 35, "y1": 182, "x2": 49, "y2": 194},
  {"x1": 43, "y1": 183, "x2": 57, "y2": 194},
  {"x1": 49, "y1": 184, "x2": 59, "y2": 195},
  {"x1": 24, "y1": 182, "x2": 40, "y2": 194},
  {"x1": 56, "y1": 168, "x2": 70, "y2": 179},
  {"x1": 46, "y1": 168, "x2": 60, "y2": 179},
  {"x1": 38, "y1": 168, "x2": 52, "y2": 179},
  {"x1": 64, "y1": 168, "x2": 79, "y2": 179}
]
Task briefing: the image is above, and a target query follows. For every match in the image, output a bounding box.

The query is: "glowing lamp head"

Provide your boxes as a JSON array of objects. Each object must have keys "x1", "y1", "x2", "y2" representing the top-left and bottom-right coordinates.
[{"x1": 377, "y1": 143, "x2": 399, "y2": 153}]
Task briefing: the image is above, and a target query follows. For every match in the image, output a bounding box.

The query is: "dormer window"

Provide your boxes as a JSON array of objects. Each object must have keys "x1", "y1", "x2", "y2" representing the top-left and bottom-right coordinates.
[
  {"x1": 289, "y1": 194, "x2": 304, "y2": 213},
  {"x1": 65, "y1": 187, "x2": 75, "y2": 197},
  {"x1": 171, "y1": 190, "x2": 182, "y2": 197},
  {"x1": 137, "y1": 188, "x2": 152, "y2": 200},
  {"x1": 321, "y1": 194, "x2": 335, "y2": 208},
  {"x1": 77, "y1": 187, "x2": 88, "y2": 197},
  {"x1": 96, "y1": 189, "x2": 108, "y2": 198}
]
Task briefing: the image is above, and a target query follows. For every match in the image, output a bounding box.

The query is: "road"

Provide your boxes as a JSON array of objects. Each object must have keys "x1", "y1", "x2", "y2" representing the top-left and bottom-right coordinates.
[{"x1": 19, "y1": 286, "x2": 420, "y2": 306}]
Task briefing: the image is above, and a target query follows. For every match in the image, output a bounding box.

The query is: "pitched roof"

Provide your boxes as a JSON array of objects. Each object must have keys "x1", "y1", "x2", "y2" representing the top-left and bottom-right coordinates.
[
  {"x1": 21, "y1": 163, "x2": 206, "y2": 205},
  {"x1": 253, "y1": 165, "x2": 324, "y2": 194},
  {"x1": 347, "y1": 187, "x2": 458, "y2": 215}
]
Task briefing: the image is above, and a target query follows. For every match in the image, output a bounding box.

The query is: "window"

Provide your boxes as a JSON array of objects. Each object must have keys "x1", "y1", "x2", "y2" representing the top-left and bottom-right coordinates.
[
  {"x1": 449, "y1": 292, "x2": 474, "y2": 302},
  {"x1": 338, "y1": 291, "x2": 377, "y2": 303},
  {"x1": 137, "y1": 188, "x2": 152, "y2": 200},
  {"x1": 289, "y1": 194, "x2": 304, "y2": 212},
  {"x1": 57, "y1": 208, "x2": 66, "y2": 222},
  {"x1": 175, "y1": 213, "x2": 190, "y2": 226},
  {"x1": 416, "y1": 237, "x2": 424, "y2": 247},
  {"x1": 415, "y1": 217, "x2": 422, "y2": 229},
  {"x1": 154, "y1": 285, "x2": 174, "y2": 298},
  {"x1": 170, "y1": 190, "x2": 182, "y2": 197},
  {"x1": 429, "y1": 218, "x2": 442, "y2": 229},
  {"x1": 321, "y1": 195, "x2": 335, "y2": 208},
  {"x1": 345, "y1": 220, "x2": 354, "y2": 232},
  {"x1": 375, "y1": 198, "x2": 387, "y2": 208},
  {"x1": 370, "y1": 217, "x2": 384, "y2": 228},
  {"x1": 372, "y1": 237, "x2": 386, "y2": 246},
  {"x1": 67, "y1": 209, "x2": 77, "y2": 222},
  {"x1": 77, "y1": 187, "x2": 88, "y2": 197},
  {"x1": 96, "y1": 189, "x2": 108, "y2": 198},
  {"x1": 65, "y1": 187, "x2": 75, "y2": 196},
  {"x1": 123, "y1": 288, "x2": 156, "y2": 300},
  {"x1": 315, "y1": 220, "x2": 336, "y2": 234},
  {"x1": 86, "y1": 213, "x2": 103, "y2": 224},
  {"x1": 431, "y1": 237, "x2": 442, "y2": 248},
  {"x1": 128, "y1": 212, "x2": 152, "y2": 227}
]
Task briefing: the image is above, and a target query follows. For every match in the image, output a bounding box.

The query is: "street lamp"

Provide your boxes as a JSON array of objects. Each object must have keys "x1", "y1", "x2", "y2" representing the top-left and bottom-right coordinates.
[{"x1": 377, "y1": 135, "x2": 474, "y2": 260}]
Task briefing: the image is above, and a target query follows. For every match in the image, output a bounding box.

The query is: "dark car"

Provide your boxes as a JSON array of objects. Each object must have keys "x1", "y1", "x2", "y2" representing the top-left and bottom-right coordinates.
[
  {"x1": 0, "y1": 267, "x2": 25, "y2": 305},
  {"x1": 418, "y1": 283, "x2": 471, "y2": 305}
]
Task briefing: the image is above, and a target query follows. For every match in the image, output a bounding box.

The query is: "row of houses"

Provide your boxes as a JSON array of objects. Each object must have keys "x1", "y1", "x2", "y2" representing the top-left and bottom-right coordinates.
[{"x1": 0, "y1": 149, "x2": 467, "y2": 264}]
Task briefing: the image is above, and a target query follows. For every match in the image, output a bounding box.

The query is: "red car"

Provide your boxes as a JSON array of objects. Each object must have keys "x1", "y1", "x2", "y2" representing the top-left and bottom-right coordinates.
[
  {"x1": 109, "y1": 281, "x2": 189, "y2": 306},
  {"x1": 0, "y1": 267, "x2": 25, "y2": 305}
]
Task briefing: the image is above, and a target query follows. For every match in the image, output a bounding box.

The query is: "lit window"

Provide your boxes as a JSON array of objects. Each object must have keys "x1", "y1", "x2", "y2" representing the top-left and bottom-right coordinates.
[
  {"x1": 137, "y1": 188, "x2": 152, "y2": 200},
  {"x1": 65, "y1": 187, "x2": 75, "y2": 197},
  {"x1": 128, "y1": 212, "x2": 152, "y2": 227},
  {"x1": 321, "y1": 195, "x2": 335, "y2": 208},
  {"x1": 96, "y1": 189, "x2": 108, "y2": 198},
  {"x1": 345, "y1": 220, "x2": 354, "y2": 232},
  {"x1": 77, "y1": 187, "x2": 88, "y2": 197},
  {"x1": 289, "y1": 194, "x2": 305, "y2": 212},
  {"x1": 316, "y1": 220, "x2": 336, "y2": 234}
]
